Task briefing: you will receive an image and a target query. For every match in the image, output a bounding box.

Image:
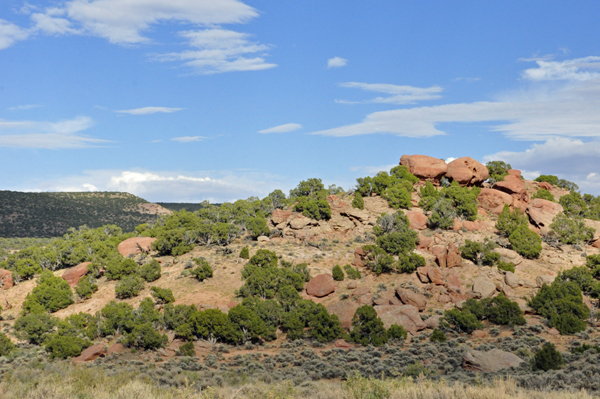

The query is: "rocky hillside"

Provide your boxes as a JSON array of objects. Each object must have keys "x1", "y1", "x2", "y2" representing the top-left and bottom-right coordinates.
[
  {"x1": 0, "y1": 191, "x2": 171, "y2": 237},
  {"x1": 1, "y1": 154, "x2": 600, "y2": 392}
]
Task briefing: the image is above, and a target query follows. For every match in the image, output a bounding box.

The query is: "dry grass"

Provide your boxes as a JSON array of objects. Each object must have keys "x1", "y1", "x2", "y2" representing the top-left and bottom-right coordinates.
[{"x1": 0, "y1": 364, "x2": 597, "y2": 399}]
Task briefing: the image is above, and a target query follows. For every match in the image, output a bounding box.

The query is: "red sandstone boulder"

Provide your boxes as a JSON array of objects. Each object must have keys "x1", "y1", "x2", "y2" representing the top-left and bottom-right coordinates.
[
  {"x1": 527, "y1": 198, "x2": 564, "y2": 234},
  {"x1": 400, "y1": 155, "x2": 448, "y2": 183},
  {"x1": 537, "y1": 181, "x2": 553, "y2": 190},
  {"x1": 271, "y1": 209, "x2": 293, "y2": 225},
  {"x1": 445, "y1": 273, "x2": 463, "y2": 293},
  {"x1": 73, "y1": 344, "x2": 105, "y2": 362},
  {"x1": 352, "y1": 247, "x2": 366, "y2": 268},
  {"x1": 416, "y1": 234, "x2": 432, "y2": 251},
  {"x1": 446, "y1": 243, "x2": 462, "y2": 268},
  {"x1": 432, "y1": 245, "x2": 447, "y2": 268},
  {"x1": 0, "y1": 269, "x2": 13, "y2": 290},
  {"x1": 463, "y1": 349, "x2": 524, "y2": 373},
  {"x1": 117, "y1": 237, "x2": 157, "y2": 257},
  {"x1": 406, "y1": 210, "x2": 428, "y2": 230},
  {"x1": 493, "y1": 179, "x2": 526, "y2": 195},
  {"x1": 62, "y1": 262, "x2": 91, "y2": 286},
  {"x1": 446, "y1": 157, "x2": 489, "y2": 186},
  {"x1": 396, "y1": 288, "x2": 427, "y2": 311},
  {"x1": 507, "y1": 169, "x2": 521, "y2": 178},
  {"x1": 417, "y1": 265, "x2": 445, "y2": 285},
  {"x1": 461, "y1": 220, "x2": 482, "y2": 231},
  {"x1": 327, "y1": 300, "x2": 360, "y2": 330},
  {"x1": 477, "y1": 188, "x2": 513, "y2": 214},
  {"x1": 306, "y1": 274, "x2": 335, "y2": 297},
  {"x1": 375, "y1": 304, "x2": 427, "y2": 334}
]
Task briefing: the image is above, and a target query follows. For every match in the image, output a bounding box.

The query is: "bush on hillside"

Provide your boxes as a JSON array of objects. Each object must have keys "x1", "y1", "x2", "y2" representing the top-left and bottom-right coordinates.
[
  {"x1": 177, "y1": 341, "x2": 195, "y2": 356},
  {"x1": 0, "y1": 332, "x2": 15, "y2": 356},
  {"x1": 443, "y1": 308, "x2": 483, "y2": 334},
  {"x1": 294, "y1": 196, "x2": 331, "y2": 221},
  {"x1": 140, "y1": 260, "x2": 161, "y2": 282},
  {"x1": 396, "y1": 252, "x2": 426, "y2": 273},
  {"x1": 418, "y1": 181, "x2": 440, "y2": 211},
  {"x1": 535, "y1": 175, "x2": 579, "y2": 192},
  {"x1": 430, "y1": 328, "x2": 447, "y2": 342},
  {"x1": 486, "y1": 160, "x2": 512, "y2": 184},
  {"x1": 427, "y1": 198, "x2": 457, "y2": 230},
  {"x1": 239, "y1": 246, "x2": 250, "y2": 259},
  {"x1": 122, "y1": 323, "x2": 168, "y2": 350},
  {"x1": 350, "y1": 305, "x2": 388, "y2": 347},
  {"x1": 352, "y1": 193, "x2": 364, "y2": 210},
  {"x1": 384, "y1": 185, "x2": 412, "y2": 209},
  {"x1": 14, "y1": 313, "x2": 57, "y2": 344},
  {"x1": 387, "y1": 324, "x2": 407, "y2": 342},
  {"x1": 550, "y1": 214, "x2": 595, "y2": 245},
  {"x1": 22, "y1": 270, "x2": 74, "y2": 313},
  {"x1": 555, "y1": 266, "x2": 600, "y2": 298},
  {"x1": 75, "y1": 277, "x2": 98, "y2": 300},
  {"x1": 151, "y1": 286, "x2": 175, "y2": 304},
  {"x1": 460, "y1": 240, "x2": 501, "y2": 266},
  {"x1": 115, "y1": 275, "x2": 144, "y2": 299},
  {"x1": 308, "y1": 308, "x2": 343, "y2": 343},
  {"x1": 43, "y1": 334, "x2": 91, "y2": 360},
  {"x1": 533, "y1": 343, "x2": 564, "y2": 371},
  {"x1": 509, "y1": 226, "x2": 542, "y2": 259},
  {"x1": 496, "y1": 204, "x2": 529, "y2": 237},
  {"x1": 332, "y1": 265, "x2": 344, "y2": 281},
  {"x1": 344, "y1": 265, "x2": 362, "y2": 279},
  {"x1": 246, "y1": 216, "x2": 270, "y2": 239},
  {"x1": 530, "y1": 280, "x2": 589, "y2": 335},
  {"x1": 497, "y1": 261, "x2": 516, "y2": 273},
  {"x1": 532, "y1": 188, "x2": 555, "y2": 202},
  {"x1": 105, "y1": 258, "x2": 139, "y2": 281},
  {"x1": 559, "y1": 192, "x2": 587, "y2": 217},
  {"x1": 191, "y1": 258, "x2": 213, "y2": 281}
]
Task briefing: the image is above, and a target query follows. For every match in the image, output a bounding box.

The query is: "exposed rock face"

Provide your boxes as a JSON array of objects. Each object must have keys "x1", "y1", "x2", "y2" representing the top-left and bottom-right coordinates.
[
  {"x1": 327, "y1": 300, "x2": 360, "y2": 330},
  {"x1": 472, "y1": 276, "x2": 496, "y2": 298},
  {"x1": 353, "y1": 247, "x2": 366, "y2": 268},
  {"x1": 271, "y1": 209, "x2": 293, "y2": 225},
  {"x1": 306, "y1": 274, "x2": 335, "y2": 297},
  {"x1": 446, "y1": 243, "x2": 463, "y2": 267},
  {"x1": 0, "y1": 269, "x2": 13, "y2": 290},
  {"x1": 117, "y1": 237, "x2": 157, "y2": 257},
  {"x1": 106, "y1": 343, "x2": 125, "y2": 355},
  {"x1": 406, "y1": 210, "x2": 428, "y2": 230},
  {"x1": 477, "y1": 188, "x2": 513, "y2": 214},
  {"x1": 396, "y1": 288, "x2": 427, "y2": 311},
  {"x1": 446, "y1": 157, "x2": 489, "y2": 186},
  {"x1": 585, "y1": 219, "x2": 600, "y2": 247},
  {"x1": 375, "y1": 304, "x2": 427, "y2": 334},
  {"x1": 463, "y1": 349, "x2": 524, "y2": 372},
  {"x1": 73, "y1": 344, "x2": 105, "y2": 362},
  {"x1": 62, "y1": 262, "x2": 91, "y2": 286},
  {"x1": 507, "y1": 169, "x2": 521, "y2": 178},
  {"x1": 445, "y1": 273, "x2": 463, "y2": 293},
  {"x1": 334, "y1": 339, "x2": 354, "y2": 349},
  {"x1": 417, "y1": 265, "x2": 445, "y2": 285},
  {"x1": 399, "y1": 155, "x2": 448, "y2": 183},
  {"x1": 527, "y1": 198, "x2": 564, "y2": 234},
  {"x1": 290, "y1": 216, "x2": 313, "y2": 230},
  {"x1": 493, "y1": 179, "x2": 526, "y2": 196},
  {"x1": 537, "y1": 181, "x2": 553, "y2": 190},
  {"x1": 505, "y1": 272, "x2": 523, "y2": 288},
  {"x1": 536, "y1": 275, "x2": 555, "y2": 287},
  {"x1": 417, "y1": 234, "x2": 432, "y2": 251}
]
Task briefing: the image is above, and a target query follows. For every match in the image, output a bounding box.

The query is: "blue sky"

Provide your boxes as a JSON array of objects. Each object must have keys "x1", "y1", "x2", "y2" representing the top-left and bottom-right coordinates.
[{"x1": 1, "y1": 0, "x2": 600, "y2": 202}]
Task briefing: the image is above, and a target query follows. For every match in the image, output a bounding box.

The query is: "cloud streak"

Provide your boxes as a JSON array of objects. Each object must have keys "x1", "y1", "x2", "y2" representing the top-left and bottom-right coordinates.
[
  {"x1": 0, "y1": 19, "x2": 30, "y2": 50},
  {"x1": 336, "y1": 82, "x2": 443, "y2": 105},
  {"x1": 171, "y1": 136, "x2": 207, "y2": 142},
  {"x1": 327, "y1": 57, "x2": 347, "y2": 68},
  {"x1": 0, "y1": 116, "x2": 107, "y2": 149},
  {"x1": 115, "y1": 107, "x2": 183, "y2": 115},
  {"x1": 258, "y1": 123, "x2": 302, "y2": 134}
]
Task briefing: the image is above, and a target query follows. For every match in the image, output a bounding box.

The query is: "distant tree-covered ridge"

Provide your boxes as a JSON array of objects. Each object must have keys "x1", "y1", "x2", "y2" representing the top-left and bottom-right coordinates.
[{"x1": 0, "y1": 191, "x2": 169, "y2": 238}]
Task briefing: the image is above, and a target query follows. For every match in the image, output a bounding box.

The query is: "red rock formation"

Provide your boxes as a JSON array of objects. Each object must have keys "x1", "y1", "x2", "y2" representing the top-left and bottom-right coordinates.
[
  {"x1": 306, "y1": 274, "x2": 335, "y2": 297},
  {"x1": 375, "y1": 304, "x2": 427, "y2": 333},
  {"x1": 73, "y1": 344, "x2": 105, "y2": 362},
  {"x1": 352, "y1": 246, "x2": 366, "y2": 268},
  {"x1": 416, "y1": 234, "x2": 432, "y2": 251},
  {"x1": 117, "y1": 237, "x2": 157, "y2": 257},
  {"x1": 0, "y1": 269, "x2": 13, "y2": 290},
  {"x1": 62, "y1": 262, "x2": 91, "y2": 286},
  {"x1": 477, "y1": 188, "x2": 513, "y2": 214},
  {"x1": 406, "y1": 210, "x2": 428, "y2": 230},
  {"x1": 446, "y1": 157, "x2": 489, "y2": 186},
  {"x1": 107, "y1": 343, "x2": 125, "y2": 355},
  {"x1": 271, "y1": 209, "x2": 293, "y2": 225},
  {"x1": 396, "y1": 288, "x2": 427, "y2": 311},
  {"x1": 400, "y1": 155, "x2": 448, "y2": 183},
  {"x1": 327, "y1": 300, "x2": 360, "y2": 330},
  {"x1": 527, "y1": 198, "x2": 564, "y2": 234},
  {"x1": 537, "y1": 182, "x2": 553, "y2": 190}
]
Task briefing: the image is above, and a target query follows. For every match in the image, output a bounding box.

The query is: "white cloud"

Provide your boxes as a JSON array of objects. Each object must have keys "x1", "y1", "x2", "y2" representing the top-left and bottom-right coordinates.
[
  {"x1": 522, "y1": 56, "x2": 600, "y2": 82},
  {"x1": 312, "y1": 57, "x2": 600, "y2": 140},
  {"x1": 0, "y1": 19, "x2": 30, "y2": 50},
  {"x1": 171, "y1": 136, "x2": 207, "y2": 142},
  {"x1": 336, "y1": 82, "x2": 443, "y2": 105},
  {"x1": 445, "y1": 157, "x2": 457, "y2": 163},
  {"x1": 258, "y1": 123, "x2": 302, "y2": 134},
  {"x1": 452, "y1": 77, "x2": 481, "y2": 82},
  {"x1": 115, "y1": 106, "x2": 183, "y2": 115},
  {"x1": 31, "y1": 9, "x2": 79, "y2": 35},
  {"x1": 7, "y1": 104, "x2": 42, "y2": 111},
  {"x1": 0, "y1": 116, "x2": 106, "y2": 149},
  {"x1": 32, "y1": 169, "x2": 288, "y2": 203},
  {"x1": 484, "y1": 137, "x2": 600, "y2": 195},
  {"x1": 152, "y1": 29, "x2": 276, "y2": 74},
  {"x1": 327, "y1": 57, "x2": 347, "y2": 69}
]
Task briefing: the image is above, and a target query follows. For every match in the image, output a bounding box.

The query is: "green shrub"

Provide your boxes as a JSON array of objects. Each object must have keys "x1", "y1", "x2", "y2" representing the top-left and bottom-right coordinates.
[
  {"x1": 294, "y1": 196, "x2": 331, "y2": 221},
  {"x1": 496, "y1": 204, "x2": 528, "y2": 237},
  {"x1": 427, "y1": 198, "x2": 457, "y2": 230},
  {"x1": 535, "y1": 175, "x2": 559, "y2": 187},
  {"x1": 509, "y1": 226, "x2": 542, "y2": 259},
  {"x1": 140, "y1": 260, "x2": 161, "y2": 282},
  {"x1": 352, "y1": 193, "x2": 364, "y2": 210},
  {"x1": 228, "y1": 304, "x2": 269, "y2": 342},
  {"x1": 533, "y1": 343, "x2": 564, "y2": 371},
  {"x1": 486, "y1": 161, "x2": 511, "y2": 184},
  {"x1": 559, "y1": 191, "x2": 587, "y2": 217},
  {"x1": 0, "y1": 332, "x2": 15, "y2": 356},
  {"x1": 483, "y1": 294, "x2": 526, "y2": 326},
  {"x1": 396, "y1": 252, "x2": 425, "y2": 273},
  {"x1": 387, "y1": 324, "x2": 407, "y2": 341},
  {"x1": 14, "y1": 313, "x2": 57, "y2": 344},
  {"x1": 384, "y1": 185, "x2": 412, "y2": 209},
  {"x1": 587, "y1": 254, "x2": 600, "y2": 277},
  {"x1": 362, "y1": 245, "x2": 395, "y2": 275},
  {"x1": 460, "y1": 240, "x2": 500, "y2": 266},
  {"x1": 44, "y1": 334, "x2": 91, "y2": 359},
  {"x1": 344, "y1": 265, "x2": 362, "y2": 280},
  {"x1": 115, "y1": 275, "x2": 144, "y2": 299},
  {"x1": 497, "y1": 261, "x2": 516, "y2": 273},
  {"x1": 105, "y1": 258, "x2": 139, "y2": 280},
  {"x1": 571, "y1": 343, "x2": 600, "y2": 354},
  {"x1": 289, "y1": 178, "x2": 325, "y2": 198},
  {"x1": 239, "y1": 246, "x2": 250, "y2": 259},
  {"x1": 532, "y1": 188, "x2": 554, "y2": 202},
  {"x1": 550, "y1": 214, "x2": 595, "y2": 245},
  {"x1": 191, "y1": 258, "x2": 213, "y2": 281},
  {"x1": 332, "y1": 265, "x2": 344, "y2": 281},
  {"x1": 308, "y1": 308, "x2": 343, "y2": 343},
  {"x1": 122, "y1": 323, "x2": 168, "y2": 350},
  {"x1": 350, "y1": 305, "x2": 388, "y2": 347},
  {"x1": 247, "y1": 216, "x2": 270, "y2": 239},
  {"x1": 530, "y1": 280, "x2": 589, "y2": 334},
  {"x1": 22, "y1": 270, "x2": 74, "y2": 313},
  {"x1": 75, "y1": 277, "x2": 98, "y2": 300},
  {"x1": 418, "y1": 181, "x2": 440, "y2": 211},
  {"x1": 443, "y1": 308, "x2": 484, "y2": 334},
  {"x1": 177, "y1": 341, "x2": 195, "y2": 356},
  {"x1": 430, "y1": 328, "x2": 447, "y2": 342},
  {"x1": 99, "y1": 301, "x2": 136, "y2": 336},
  {"x1": 151, "y1": 286, "x2": 175, "y2": 304}
]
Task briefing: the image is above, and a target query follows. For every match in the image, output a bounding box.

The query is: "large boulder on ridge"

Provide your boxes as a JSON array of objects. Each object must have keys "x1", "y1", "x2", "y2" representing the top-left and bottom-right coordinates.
[
  {"x1": 446, "y1": 157, "x2": 489, "y2": 186},
  {"x1": 306, "y1": 274, "x2": 335, "y2": 297},
  {"x1": 117, "y1": 237, "x2": 157, "y2": 257},
  {"x1": 477, "y1": 188, "x2": 513, "y2": 214},
  {"x1": 527, "y1": 198, "x2": 564, "y2": 234},
  {"x1": 400, "y1": 155, "x2": 447, "y2": 183},
  {"x1": 62, "y1": 262, "x2": 91, "y2": 286}
]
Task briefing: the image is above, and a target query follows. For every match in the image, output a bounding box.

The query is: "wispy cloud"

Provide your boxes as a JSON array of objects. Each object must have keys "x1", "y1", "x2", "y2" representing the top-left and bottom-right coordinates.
[
  {"x1": 115, "y1": 106, "x2": 183, "y2": 115},
  {"x1": 258, "y1": 123, "x2": 302, "y2": 134},
  {"x1": 152, "y1": 29, "x2": 276, "y2": 74},
  {"x1": 452, "y1": 77, "x2": 481, "y2": 83},
  {"x1": 7, "y1": 104, "x2": 42, "y2": 111},
  {"x1": 0, "y1": 116, "x2": 107, "y2": 149},
  {"x1": 171, "y1": 136, "x2": 207, "y2": 142},
  {"x1": 336, "y1": 82, "x2": 443, "y2": 105},
  {"x1": 311, "y1": 57, "x2": 600, "y2": 140},
  {"x1": 327, "y1": 57, "x2": 347, "y2": 69},
  {"x1": 0, "y1": 19, "x2": 30, "y2": 50}
]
